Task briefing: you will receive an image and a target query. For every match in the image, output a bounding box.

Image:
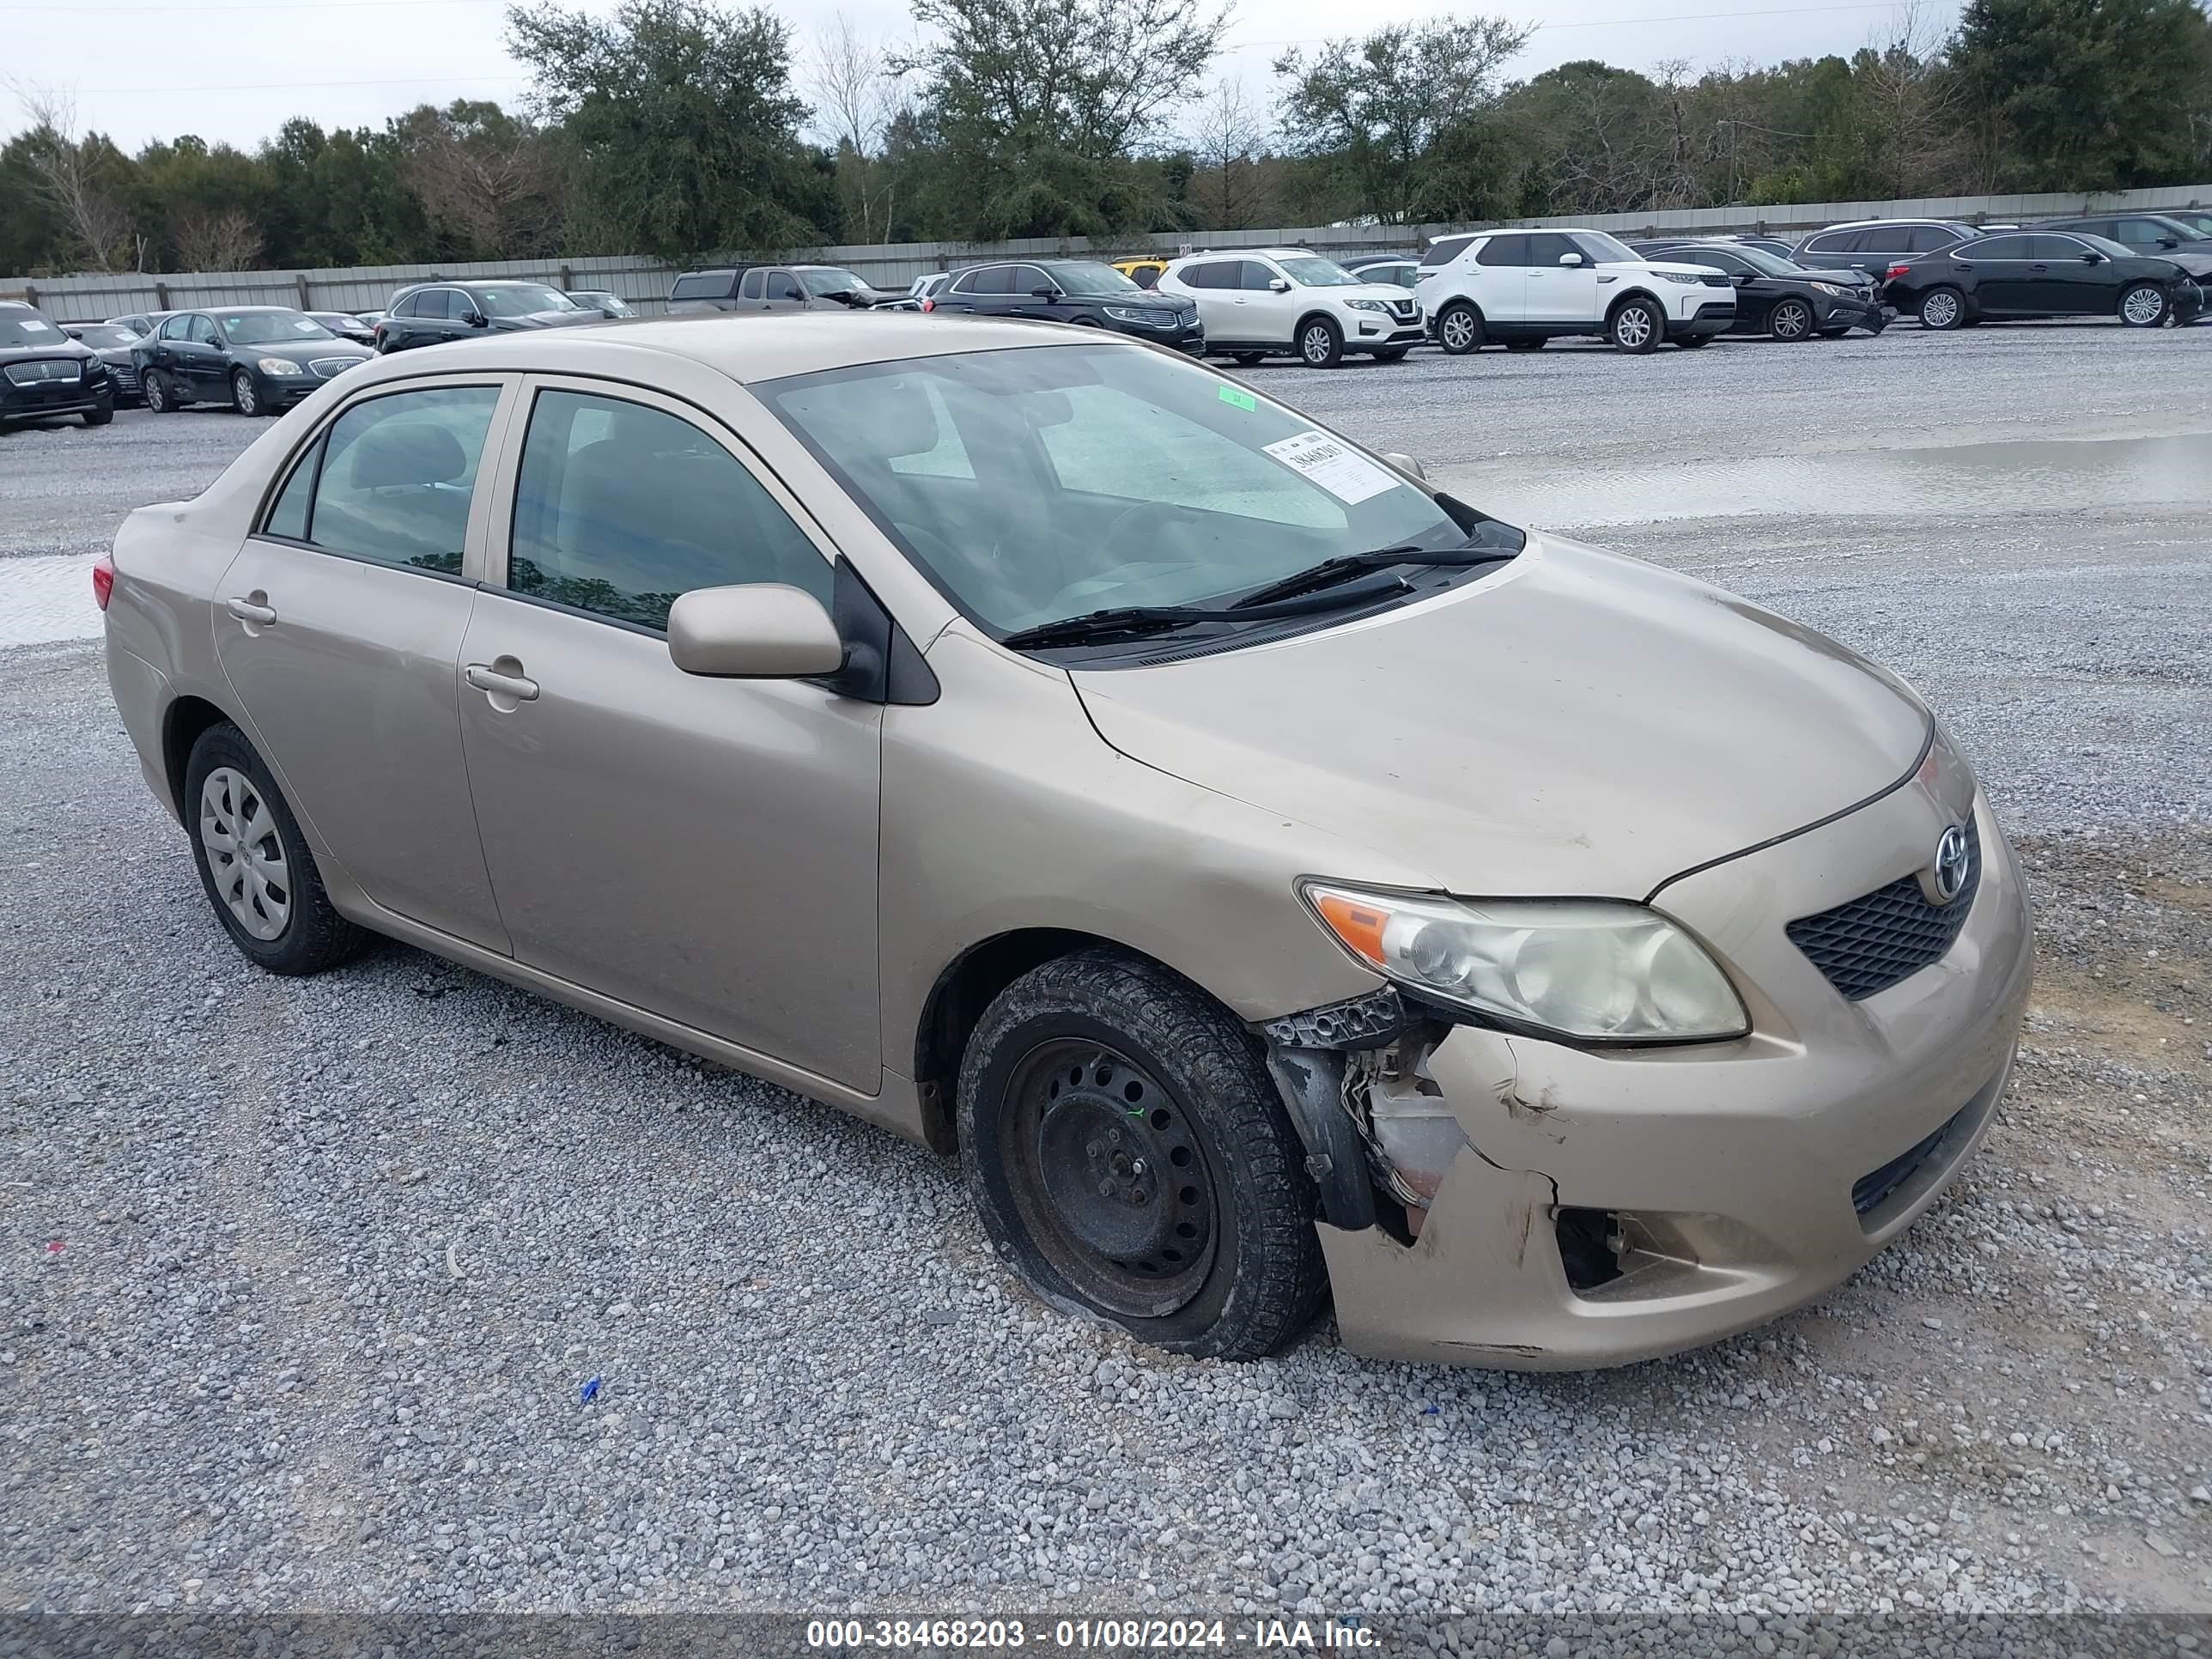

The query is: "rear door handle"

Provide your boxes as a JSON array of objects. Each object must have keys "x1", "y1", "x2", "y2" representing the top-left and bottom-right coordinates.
[
  {"x1": 465, "y1": 662, "x2": 540, "y2": 702},
  {"x1": 225, "y1": 596, "x2": 276, "y2": 625}
]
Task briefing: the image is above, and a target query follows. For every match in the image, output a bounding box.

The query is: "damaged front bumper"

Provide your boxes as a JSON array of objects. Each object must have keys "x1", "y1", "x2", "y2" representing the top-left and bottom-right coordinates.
[{"x1": 1262, "y1": 782, "x2": 2033, "y2": 1370}]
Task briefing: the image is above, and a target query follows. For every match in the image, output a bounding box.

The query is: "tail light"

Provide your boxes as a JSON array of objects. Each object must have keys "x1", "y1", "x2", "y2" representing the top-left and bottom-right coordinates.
[
  {"x1": 92, "y1": 556, "x2": 115, "y2": 611},
  {"x1": 920, "y1": 297, "x2": 935, "y2": 313},
  {"x1": 1886, "y1": 263, "x2": 1911, "y2": 280}
]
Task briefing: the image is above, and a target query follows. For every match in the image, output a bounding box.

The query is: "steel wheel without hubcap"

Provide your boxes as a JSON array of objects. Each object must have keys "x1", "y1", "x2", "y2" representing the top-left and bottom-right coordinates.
[
  {"x1": 2120, "y1": 284, "x2": 2167, "y2": 327},
  {"x1": 1771, "y1": 298, "x2": 1814, "y2": 340},
  {"x1": 1003, "y1": 1039, "x2": 1217, "y2": 1317},
  {"x1": 198, "y1": 766, "x2": 289, "y2": 941},
  {"x1": 1920, "y1": 289, "x2": 1962, "y2": 330}
]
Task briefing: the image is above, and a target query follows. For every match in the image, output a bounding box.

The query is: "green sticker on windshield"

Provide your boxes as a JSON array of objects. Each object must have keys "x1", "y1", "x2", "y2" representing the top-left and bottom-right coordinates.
[{"x1": 1218, "y1": 384, "x2": 1258, "y2": 411}]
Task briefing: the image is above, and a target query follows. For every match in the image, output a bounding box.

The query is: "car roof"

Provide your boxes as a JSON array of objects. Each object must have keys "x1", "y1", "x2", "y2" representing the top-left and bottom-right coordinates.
[
  {"x1": 331, "y1": 311, "x2": 1139, "y2": 387},
  {"x1": 1805, "y1": 218, "x2": 1974, "y2": 234}
]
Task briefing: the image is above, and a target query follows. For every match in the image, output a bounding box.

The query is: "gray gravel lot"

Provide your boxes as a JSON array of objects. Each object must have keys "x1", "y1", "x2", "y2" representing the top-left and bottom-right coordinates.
[{"x1": 3, "y1": 322, "x2": 2209, "y2": 1627}]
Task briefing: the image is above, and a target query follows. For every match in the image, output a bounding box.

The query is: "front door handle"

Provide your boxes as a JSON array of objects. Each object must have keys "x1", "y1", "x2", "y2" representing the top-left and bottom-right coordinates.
[
  {"x1": 225, "y1": 595, "x2": 276, "y2": 625},
  {"x1": 465, "y1": 661, "x2": 540, "y2": 702}
]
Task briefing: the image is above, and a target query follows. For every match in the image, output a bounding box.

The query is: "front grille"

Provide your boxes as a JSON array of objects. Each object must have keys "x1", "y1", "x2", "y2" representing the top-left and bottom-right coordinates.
[
  {"x1": 1389, "y1": 298, "x2": 1416, "y2": 319},
  {"x1": 308, "y1": 357, "x2": 362, "y2": 379},
  {"x1": 1851, "y1": 1106, "x2": 1964, "y2": 1217},
  {"x1": 1698, "y1": 272, "x2": 1731, "y2": 287},
  {"x1": 5, "y1": 359, "x2": 79, "y2": 386},
  {"x1": 1786, "y1": 824, "x2": 1980, "y2": 1000}
]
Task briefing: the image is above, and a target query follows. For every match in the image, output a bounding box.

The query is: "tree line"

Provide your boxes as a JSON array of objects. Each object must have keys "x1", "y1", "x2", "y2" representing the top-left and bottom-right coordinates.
[{"x1": 4, "y1": 0, "x2": 2209, "y2": 278}]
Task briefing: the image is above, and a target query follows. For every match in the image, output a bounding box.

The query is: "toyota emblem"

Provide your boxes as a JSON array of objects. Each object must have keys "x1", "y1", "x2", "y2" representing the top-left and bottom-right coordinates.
[{"x1": 1932, "y1": 824, "x2": 1972, "y2": 903}]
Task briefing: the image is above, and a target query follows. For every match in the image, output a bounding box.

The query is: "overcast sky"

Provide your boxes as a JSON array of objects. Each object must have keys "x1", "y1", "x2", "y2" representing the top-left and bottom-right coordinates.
[{"x1": 2, "y1": 0, "x2": 1951, "y2": 154}]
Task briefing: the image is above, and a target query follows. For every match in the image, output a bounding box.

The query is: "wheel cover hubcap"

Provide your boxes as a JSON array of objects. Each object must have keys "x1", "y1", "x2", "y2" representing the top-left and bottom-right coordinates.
[
  {"x1": 1009, "y1": 1041, "x2": 1217, "y2": 1317},
  {"x1": 199, "y1": 767, "x2": 290, "y2": 940}
]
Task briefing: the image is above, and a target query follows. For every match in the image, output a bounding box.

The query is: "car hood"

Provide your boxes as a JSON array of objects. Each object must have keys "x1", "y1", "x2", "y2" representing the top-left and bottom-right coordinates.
[
  {"x1": 1337, "y1": 282, "x2": 1418, "y2": 305},
  {"x1": 493, "y1": 310, "x2": 602, "y2": 330},
  {"x1": 1069, "y1": 533, "x2": 1933, "y2": 900},
  {"x1": 0, "y1": 340, "x2": 94, "y2": 364}
]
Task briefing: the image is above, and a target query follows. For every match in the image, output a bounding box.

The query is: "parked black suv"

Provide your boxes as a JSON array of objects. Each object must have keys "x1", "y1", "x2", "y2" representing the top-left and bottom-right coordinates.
[
  {"x1": 374, "y1": 281, "x2": 602, "y2": 354},
  {"x1": 135, "y1": 306, "x2": 372, "y2": 415},
  {"x1": 1626, "y1": 240, "x2": 1885, "y2": 338},
  {"x1": 1887, "y1": 231, "x2": 2203, "y2": 330},
  {"x1": 2031, "y1": 216, "x2": 2212, "y2": 283},
  {"x1": 928, "y1": 258, "x2": 1203, "y2": 350},
  {"x1": 1790, "y1": 220, "x2": 1982, "y2": 284},
  {"x1": 1, "y1": 301, "x2": 112, "y2": 428}
]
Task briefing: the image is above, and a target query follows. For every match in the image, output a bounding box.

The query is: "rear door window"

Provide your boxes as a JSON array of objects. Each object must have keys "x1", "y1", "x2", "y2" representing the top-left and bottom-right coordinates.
[
  {"x1": 293, "y1": 386, "x2": 502, "y2": 574},
  {"x1": 506, "y1": 387, "x2": 831, "y2": 630},
  {"x1": 1966, "y1": 235, "x2": 2030, "y2": 259},
  {"x1": 1476, "y1": 234, "x2": 1529, "y2": 267},
  {"x1": 738, "y1": 269, "x2": 765, "y2": 300}
]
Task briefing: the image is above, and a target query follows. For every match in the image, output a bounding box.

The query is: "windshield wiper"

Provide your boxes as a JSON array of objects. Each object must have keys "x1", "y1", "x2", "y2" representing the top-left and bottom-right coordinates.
[
  {"x1": 1234, "y1": 539, "x2": 1518, "y2": 608},
  {"x1": 999, "y1": 568, "x2": 1414, "y2": 651}
]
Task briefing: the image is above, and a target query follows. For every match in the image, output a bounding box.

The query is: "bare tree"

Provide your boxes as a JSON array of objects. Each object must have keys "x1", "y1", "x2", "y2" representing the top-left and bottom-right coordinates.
[
  {"x1": 805, "y1": 11, "x2": 904, "y2": 241},
  {"x1": 1188, "y1": 77, "x2": 1269, "y2": 228},
  {"x1": 393, "y1": 100, "x2": 562, "y2": 258},
  {"x1": 172, "y1": 207, "x2": 264, "y2": 272},
  {"x1": 4, "y1": 81, "x2": 132, "y2": 271},
  {"x1": 1856, "y1": 0, "x2": 1963, "y2": 198}
]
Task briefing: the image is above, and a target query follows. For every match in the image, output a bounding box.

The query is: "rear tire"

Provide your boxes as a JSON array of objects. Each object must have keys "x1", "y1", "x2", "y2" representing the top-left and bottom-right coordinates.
[
  {"x1": 1607, "y1": 295, "x2": 1663, "y2": 353},
  {"x1": 958, "y1": 950, "x2": 1328, "y2": 1359},
  {"x1": 1436, "y1": 301, "x2": 1484, "y2": 355},
  {"x1": 1230, "y1": 352, "x2": 1265, "y2": 367},
  {"x1": 2118, "y1": 283, "x2": 2169, "y2": 328},
  {"x1": 1297, "y1": 316, "x2": 1342, "y2": 368},
  {"x1": 184, "y1": 722, "x2": 373, "y2": 977},
  {"x1": 1917, "y1": 286, "x2": 1966, "y2": 331},
  {"x1": 144, "y1": 369, "x2": 180, "y2": 413}
]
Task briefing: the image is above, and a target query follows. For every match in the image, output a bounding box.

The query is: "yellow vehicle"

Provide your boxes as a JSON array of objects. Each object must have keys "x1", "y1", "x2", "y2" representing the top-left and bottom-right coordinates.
[{"x1": 1111, "y1": 256, "x2": 1171, "y2": 290}]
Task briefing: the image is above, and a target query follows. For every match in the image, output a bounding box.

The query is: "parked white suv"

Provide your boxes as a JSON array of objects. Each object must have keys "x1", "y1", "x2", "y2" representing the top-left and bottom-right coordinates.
[
  {"x1": 1416, "y1": 228, "x2": 1735, "y2": 355},
  {"x1": 1158, "y1": 248, "x2": 1426, "y2": 368}
]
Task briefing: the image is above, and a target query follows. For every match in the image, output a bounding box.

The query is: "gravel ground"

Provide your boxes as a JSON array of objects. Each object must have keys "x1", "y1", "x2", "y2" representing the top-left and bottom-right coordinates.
[{"x1": 2, "y1": 322, "x2": 2209, "y2": 1632}]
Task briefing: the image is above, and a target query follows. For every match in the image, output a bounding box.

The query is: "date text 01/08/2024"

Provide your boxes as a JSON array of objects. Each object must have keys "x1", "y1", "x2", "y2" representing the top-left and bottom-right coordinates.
[{"x1": 804, "y1": 1616, "x2": 1382, "y2": 1650}]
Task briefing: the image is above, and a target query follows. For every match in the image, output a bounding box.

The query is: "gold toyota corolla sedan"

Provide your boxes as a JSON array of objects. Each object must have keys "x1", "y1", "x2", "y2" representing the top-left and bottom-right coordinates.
[{"x1": 98, "y1": 314, "x2": 2031, "y2": 1369}]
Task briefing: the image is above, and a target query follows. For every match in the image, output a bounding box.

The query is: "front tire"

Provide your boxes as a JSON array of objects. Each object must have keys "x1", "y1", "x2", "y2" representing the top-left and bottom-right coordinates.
[
  {"x1": 1435, "y1": 301, "x2": 1484, "y2": 355},
  {"x1": 1297, "y1": 316, "x2": 1342, "y2": 368},
  {"x1": 231, "y1": 369, "x2": 267, "y2": 416},
  {"x1": 1769, "y1": 297, "x2": 1814, "y2": 341},
  {"x1": 1504, "y1": 337, "x2": 1546, "y2": 351},
  {"x1": 958, "y1": 950, "x2": 1328, "y2": 1359},
  {"x1": 1674, "y1": 332, "x2": 1712, "y2": 348},
  {"x1": 185, "y1": 722, "x2": 372, "y2": 976},
  {"x1": 1369, "y1": 346, "x2": 1408, "y2": 362},
  {"x1": 82, "y1": 395, "x2": 114, "y2": 427},
  {"x1": 1918, "y1": 286, "x2": 1966, "y2": 331},
  {"x1": 2119, "y1": 283, "x2": 2170, "y2": 328},
  {"x1": 1608, "y1": 296, "x2": 1662, "y2": 353}
]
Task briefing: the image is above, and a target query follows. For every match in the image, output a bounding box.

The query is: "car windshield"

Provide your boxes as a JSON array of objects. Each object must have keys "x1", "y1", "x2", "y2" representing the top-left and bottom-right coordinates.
[
  {"x1": 477, "y1": 284, "x2": 575, "y2": 317},
  {"x1": 1730, "y1": 246, "x2": 1812, "y2": 276},
  {"x1": 74, "y1": 324, "x2": 140, "y2": 346},
  {"x1": 763, "y1": 343, "x2": 1477, "y2": 636},
  {"x1": 1046, "y1": 262, "x2": 1142, "y2": 295},
  {"x1": 799, "y1": 268, "x2": 869, "y2": 297},
  {"x1": 1277, "y1": 256, "x2": 1359, "y2": 287},
  {"x1": 0, "y1": 309, "x2": 66, "y2": 347},
  {"x1": 1576, "y1": 231, "x2": 1641, "y2": 264},
  {"x1": 2164, "y1": 212, "x2": 2212, "y2": 237},
  {"x1": 219, "y1": 311, "x2": 333, "y2": 343}
]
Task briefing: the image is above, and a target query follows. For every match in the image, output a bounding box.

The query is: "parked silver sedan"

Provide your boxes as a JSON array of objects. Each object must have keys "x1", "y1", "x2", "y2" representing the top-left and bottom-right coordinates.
[{"x1": 98, "y1": 315, "x2": 2031, "y2": 1368}]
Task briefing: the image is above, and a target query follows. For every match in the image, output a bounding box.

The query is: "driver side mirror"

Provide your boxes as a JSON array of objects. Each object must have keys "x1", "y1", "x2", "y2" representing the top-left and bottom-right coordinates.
[
  {"x1": 463, "y1": 310, "x2": 489, "y2": 328},
  {"x1": 668, "y1": 585, "x2": 847, "y2": 679},
  {"x1": 1730, "y1": 271, "x2": 1751, "y2": 285},
  {"x1": 1558, "y1": 252, "x2": 1583, "y2": 267},
  {"x1": 1380, "y1": 452, "x2": 1425, "y2": 481},
  {"x1": 1030, "y1": 286, "x2": 1062, "y2": 301},
  {"x1": 1267, "y1": 277, "x2": 1291, "y2": 293},
  {"x1": 2081, "y1": 252, "x2": 2103, "y2": 264}
]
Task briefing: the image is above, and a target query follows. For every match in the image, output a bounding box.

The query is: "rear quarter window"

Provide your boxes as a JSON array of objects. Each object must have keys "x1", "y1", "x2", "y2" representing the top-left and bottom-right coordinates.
[{"x1": 670, "y1": 272, "x2": 736, "y2": 301}]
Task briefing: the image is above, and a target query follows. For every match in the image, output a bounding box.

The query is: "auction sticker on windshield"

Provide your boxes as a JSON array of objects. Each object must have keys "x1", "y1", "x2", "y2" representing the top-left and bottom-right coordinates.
[{"x1": 1263, "y1": 430, "x2": 1395, "y2": 504}]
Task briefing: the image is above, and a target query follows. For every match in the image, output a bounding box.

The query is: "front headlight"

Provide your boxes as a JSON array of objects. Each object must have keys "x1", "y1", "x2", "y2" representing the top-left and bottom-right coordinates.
[
  {"x1": 257, "y1": 357, "x2": 307, "y2": 376},
  {"x1": 1809, "y1": 282, "x2": 1845, "y2": 296},
  {"x1": 1345, "y1": 298, "x2": 1389, "y2": 312},
  {"x1": 1659, "y1": 271, "x2": 1707, "y2": 285},
  {"x1": 1103, "y1": 305, "x2": 1162, "y2": 325},
  {"x1": 1303, "y1": 883, "x2": 1748, "y2": 1042}
]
